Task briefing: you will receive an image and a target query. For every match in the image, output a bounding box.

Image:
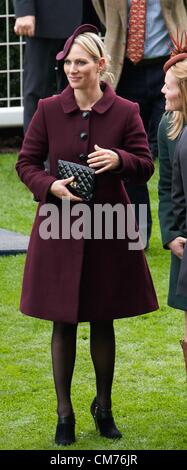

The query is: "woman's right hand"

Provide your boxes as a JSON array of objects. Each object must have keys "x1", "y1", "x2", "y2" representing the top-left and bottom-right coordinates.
[
  {"x1": 50, "y1": 177, "x2": 83, "y2": 202},
  {"x1": 168, "y1": 237, "x2": 187, "y2": 259}
]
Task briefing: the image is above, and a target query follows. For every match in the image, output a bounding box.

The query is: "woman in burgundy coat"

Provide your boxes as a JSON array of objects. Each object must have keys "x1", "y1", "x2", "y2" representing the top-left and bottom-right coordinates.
[{"x1": 16, "y1": 24, "x2": 158, "y2": 446}]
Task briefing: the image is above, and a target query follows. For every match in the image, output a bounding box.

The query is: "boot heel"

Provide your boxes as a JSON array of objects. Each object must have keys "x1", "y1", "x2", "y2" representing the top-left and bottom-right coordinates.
[
  {"x1": 93, "y1": 416, "x2": 99, "y2": 431},
  {"x1": 90, "y1": 397, "x2": 122, "y2": 439},
  {"x1": 180, "y1": 340, "x2": 187, "y2": 377},
  {"x1": 92, "y1": 402, "x2": 99, "y2": 430}
]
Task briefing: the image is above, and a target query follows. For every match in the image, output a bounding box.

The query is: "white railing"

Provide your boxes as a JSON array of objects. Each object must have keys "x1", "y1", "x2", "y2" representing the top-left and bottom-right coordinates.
[{"x1": 0, "y1": 0, "x2": 24, "y2": 126}]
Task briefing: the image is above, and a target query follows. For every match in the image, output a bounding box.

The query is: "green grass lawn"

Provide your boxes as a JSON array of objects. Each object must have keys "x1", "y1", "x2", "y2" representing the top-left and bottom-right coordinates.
[{"x1": 0, "y1": 154, "x2": 187, "y2": 450}]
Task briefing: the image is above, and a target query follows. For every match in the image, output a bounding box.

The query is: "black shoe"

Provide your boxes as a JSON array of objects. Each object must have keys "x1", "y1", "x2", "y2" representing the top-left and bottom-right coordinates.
[
  {"x1": 90, "y1": 398, "x2": 122, "y2": 439},
  {"x1": 55, "y1": 413, "x2": 75, "y2": 446}
]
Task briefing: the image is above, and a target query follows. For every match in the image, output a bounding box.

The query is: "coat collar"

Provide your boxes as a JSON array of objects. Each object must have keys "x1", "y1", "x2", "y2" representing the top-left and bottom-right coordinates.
[{"x1": 59, "y1": 82, "x2": 116, "y2": 114}]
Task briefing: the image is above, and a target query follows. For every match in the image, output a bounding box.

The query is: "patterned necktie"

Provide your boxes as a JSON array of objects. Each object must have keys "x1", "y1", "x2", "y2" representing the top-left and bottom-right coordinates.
[{"x1": 126, "y1": 0, "x2": 146, "y2": 64}]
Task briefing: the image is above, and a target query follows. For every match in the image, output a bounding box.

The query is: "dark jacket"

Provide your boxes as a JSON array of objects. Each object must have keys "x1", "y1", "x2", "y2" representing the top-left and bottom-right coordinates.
[
  {"x1": 13, "y1": 0, "x2": 83, "y2": 38},
  {"x1": 16, "y1": 82, "x2": 158, "y2": 323},
  {"x1": 158, "y1": 113, "x2": 182, "y2": 248},
  {"x1": 172, "y1": 125, "x2": 187, "y2": 298},
  {"x1": 172, "y1": 126, "x2": 187, "y2": 235},
  {"x1": 158, "y1": 112, "x2": 187, "y2": 309}
]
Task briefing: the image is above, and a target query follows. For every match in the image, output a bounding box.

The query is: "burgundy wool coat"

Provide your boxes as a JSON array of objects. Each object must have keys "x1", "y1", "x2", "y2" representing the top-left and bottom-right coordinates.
[{"x1": 16, "y1": 82, "x2": 159, "y2": 323}]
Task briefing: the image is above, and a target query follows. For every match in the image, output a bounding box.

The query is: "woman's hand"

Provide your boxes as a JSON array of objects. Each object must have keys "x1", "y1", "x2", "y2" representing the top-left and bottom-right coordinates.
[
  {"x1": 87, "y1": 144, "x2": 120, "y2": 175},
  {"x1": 50, "y1": 177, "x2": 83, "y2": 201},
  {"x1": 168, "y1": 236, "x2": 187, "y2": 259}
]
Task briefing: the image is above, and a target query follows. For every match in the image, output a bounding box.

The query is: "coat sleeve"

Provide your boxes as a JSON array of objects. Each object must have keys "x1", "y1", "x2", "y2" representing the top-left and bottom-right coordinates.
[
  {"x1": 172, "y1": 131, "x2": 187, "y2": 235},
  {"x1": 13, "y1": 0, "x2": 36, "y2": 18},
  {"x1": 16, "y1": 99, "x2": 56, "y2": 203},
  {"x1": 158, "y1": 114, "x2": 182, "y2": 248},
  {"x1": 111, "y1": 102, "x2": 154, "y2": 184}
]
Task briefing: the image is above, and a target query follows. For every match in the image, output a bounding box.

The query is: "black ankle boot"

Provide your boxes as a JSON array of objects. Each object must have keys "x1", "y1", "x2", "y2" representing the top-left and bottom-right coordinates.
[
  {"x1": 55, "y1": 413, "x2": 75, "y2": 446},
  {"x1": 90, "y1": 398, "x2": 122, "y2": 439}
]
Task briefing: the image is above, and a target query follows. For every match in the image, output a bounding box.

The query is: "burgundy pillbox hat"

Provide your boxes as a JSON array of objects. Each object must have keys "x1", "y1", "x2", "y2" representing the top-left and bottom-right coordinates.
[
  {"x1": 163, "y1": 53, "x2": 187, "y2": 73},
  {"x1": 56, "y1": 24, "x2": 99, "y2": 61}
]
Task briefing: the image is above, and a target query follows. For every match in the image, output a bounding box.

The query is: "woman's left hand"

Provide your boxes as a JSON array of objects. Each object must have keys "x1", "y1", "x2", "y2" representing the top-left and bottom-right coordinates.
[{"x1": 87, "y1": 144, "x2": 120, "y2": 175}]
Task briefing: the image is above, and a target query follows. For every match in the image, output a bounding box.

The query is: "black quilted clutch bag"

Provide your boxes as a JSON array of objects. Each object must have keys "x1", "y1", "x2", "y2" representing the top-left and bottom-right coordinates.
[{"x1": 57, "y1": 160, "x2": 95, "y2": 202}]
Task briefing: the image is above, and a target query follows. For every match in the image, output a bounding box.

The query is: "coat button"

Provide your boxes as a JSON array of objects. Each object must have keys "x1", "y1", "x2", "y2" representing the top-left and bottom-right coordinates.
[
  {"x1": 80, "y1": 132, "x2": 88, "y2": 141},
  {"x1": 79, "y1": 153, "x2": 86, "y2": 161},
  {"x1": 82, "y1": 111, "x2": 90, "y2": 119}
]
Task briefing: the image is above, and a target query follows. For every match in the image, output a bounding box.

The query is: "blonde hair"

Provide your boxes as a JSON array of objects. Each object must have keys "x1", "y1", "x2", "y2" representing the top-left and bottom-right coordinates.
[
  {"x1": 167, "y1": 59, "x2": 187, "y2": 140},
  {"x1": 74, "y1": 32, "x2": 114, "y2": 84}
]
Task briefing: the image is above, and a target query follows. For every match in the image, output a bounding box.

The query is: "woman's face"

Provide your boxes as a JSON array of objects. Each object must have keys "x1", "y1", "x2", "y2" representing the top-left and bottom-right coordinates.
[
  {"x1": 64, "y1": 43, "x2": 102, "y2": 91},
  {"x1": 161, "y1": 69, "x2": 183, "y2": 112}
]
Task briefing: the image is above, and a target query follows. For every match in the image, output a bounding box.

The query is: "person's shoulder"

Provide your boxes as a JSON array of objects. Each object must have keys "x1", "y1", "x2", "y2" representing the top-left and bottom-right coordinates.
[
  {"x1": 115, "y1": 94, "x2": 138, "y2": 109},
  {"x1": 114, "y1": 95, "x2": 140, "y2": 116},
  {"x1": 176, "y1": 124, "x2": 187, "y2": 150},
  {"x1": 173, "y1": 125, "x2": 187, "y2": 166},
  {"x1": 157, "y1": 112, "x2": 170, "y2": 138},
  {"x1": 37, "y1": 94, "x2": 62, "y2": 112},
  {"x1": 179, "y1": 124, "x2": 187, "y2": 139},
  {"x1": 159, "y1": 111, "x2": 171, "y2": 129},
  {"x1": 40, "y1": 94, "x2": 60, "y2": 105}
]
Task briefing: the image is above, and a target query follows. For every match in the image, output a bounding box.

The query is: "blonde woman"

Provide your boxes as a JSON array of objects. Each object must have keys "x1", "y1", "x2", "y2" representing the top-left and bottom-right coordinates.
[
  {"x1": 158, "y1": 41, "x2": 187, "y2": 377},
  {"x1": 16, "y1": 24, "x2": 158, "y2": 446}
]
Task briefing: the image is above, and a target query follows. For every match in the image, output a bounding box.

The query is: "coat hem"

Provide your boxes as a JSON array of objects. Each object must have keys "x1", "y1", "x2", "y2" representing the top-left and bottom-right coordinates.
[{"x1": 20, "y1": 304, "x2": 159, "y2": 323}]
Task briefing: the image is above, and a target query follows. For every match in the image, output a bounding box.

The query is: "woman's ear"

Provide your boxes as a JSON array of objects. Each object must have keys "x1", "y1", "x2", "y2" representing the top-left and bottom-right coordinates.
[{"x1": 98, "y1": 57, "x2": 106, "y2": 72}]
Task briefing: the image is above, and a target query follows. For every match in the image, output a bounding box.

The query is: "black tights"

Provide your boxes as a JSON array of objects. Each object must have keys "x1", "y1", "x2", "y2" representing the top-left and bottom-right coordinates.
[{"x1": 51, "y1": 321, "x2": 115, "y2": 416}]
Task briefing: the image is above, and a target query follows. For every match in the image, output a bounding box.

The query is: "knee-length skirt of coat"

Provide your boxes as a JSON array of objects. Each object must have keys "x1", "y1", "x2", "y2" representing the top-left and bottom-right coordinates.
[{"x1": 20, "y1": 194, "x2": 159, "y2": 324}]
